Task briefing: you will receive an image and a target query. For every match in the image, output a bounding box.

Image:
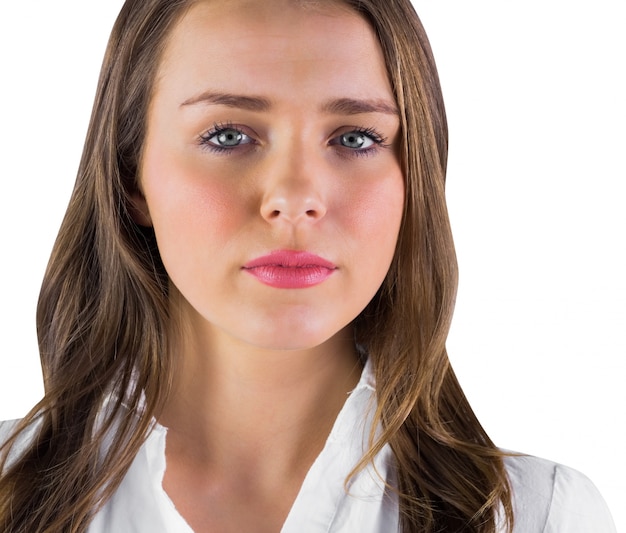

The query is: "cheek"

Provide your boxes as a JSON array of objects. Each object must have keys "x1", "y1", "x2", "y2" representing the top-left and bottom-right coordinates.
[
  {"x1": 143, "y1": 151, "x2": 240, "y2": 236},
  {"x1": 139, "y1": 151, "x2": 252, "y2": 281},
  {"x1": 342, "y1": 170, "x2": 405, "y2": 247}
]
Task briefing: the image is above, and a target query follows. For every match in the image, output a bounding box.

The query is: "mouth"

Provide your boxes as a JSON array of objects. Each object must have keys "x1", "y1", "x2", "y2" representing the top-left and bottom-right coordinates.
[{"x1": 242, "y1": 250, "x2": 337, "y2": 289}]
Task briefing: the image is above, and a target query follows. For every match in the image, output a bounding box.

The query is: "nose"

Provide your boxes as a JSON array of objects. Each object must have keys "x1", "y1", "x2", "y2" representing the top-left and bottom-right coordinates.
[{"x1": 259, "y1": 151, "x2": 327, "y2": 224}]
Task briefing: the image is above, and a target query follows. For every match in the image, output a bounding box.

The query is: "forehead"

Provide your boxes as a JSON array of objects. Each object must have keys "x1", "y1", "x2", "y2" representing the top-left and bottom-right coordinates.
[
  {"x1": 154, "y1": 0, "x2": 393, "y2": 104},
  {"x1": 169, "y1": 0, "x2": 365, "y2": 46}
]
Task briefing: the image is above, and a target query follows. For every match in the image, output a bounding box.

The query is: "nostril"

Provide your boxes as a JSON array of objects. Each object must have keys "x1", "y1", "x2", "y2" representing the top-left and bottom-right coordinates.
[{"x1": 260, "y1": 197, "x2": 326, "y2": 222}]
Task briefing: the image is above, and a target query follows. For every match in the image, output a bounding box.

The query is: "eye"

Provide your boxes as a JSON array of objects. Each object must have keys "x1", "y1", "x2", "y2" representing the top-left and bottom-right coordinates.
[
  {"x1": 208, "y1": 127, "x2": 252, "y2": 147},
  {"x1": 339, "y1": 132, "x2": 376, "y2": 150},
  {"x1": 329, "y1": 127, "x2": 388, "y2": 156},
  {"x1": 199, "y1": 124, "x2": 255, "y2": 152}
]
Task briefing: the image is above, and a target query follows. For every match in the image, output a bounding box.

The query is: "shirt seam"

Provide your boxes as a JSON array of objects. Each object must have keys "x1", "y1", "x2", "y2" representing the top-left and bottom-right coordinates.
[{"x1": 540, "y1": 463, "x2": 558, "y2": 533}]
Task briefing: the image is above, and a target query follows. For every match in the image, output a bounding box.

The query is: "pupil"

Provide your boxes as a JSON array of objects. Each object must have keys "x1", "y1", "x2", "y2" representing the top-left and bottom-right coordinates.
[
  {"x1": 218, "y1": 130, "x2": 242, "y2": 146},
  {"x1": 343, "y1": 133, "x2": 365, "y2": 148}
]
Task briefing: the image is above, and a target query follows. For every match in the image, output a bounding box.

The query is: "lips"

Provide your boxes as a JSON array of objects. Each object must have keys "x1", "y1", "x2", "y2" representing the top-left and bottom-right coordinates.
[{"x1": 242, "y1": 250, "x2": 337, "y2": 288}]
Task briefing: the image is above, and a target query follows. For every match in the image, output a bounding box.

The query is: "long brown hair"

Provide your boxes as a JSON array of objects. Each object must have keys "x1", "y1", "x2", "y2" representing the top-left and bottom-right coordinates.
[
  {"x1": 0, "y1": 1, "x2": 513, "y2": 532},
  {"x1": 347, "y1": 1, "x2": 514, "y2": 530}
]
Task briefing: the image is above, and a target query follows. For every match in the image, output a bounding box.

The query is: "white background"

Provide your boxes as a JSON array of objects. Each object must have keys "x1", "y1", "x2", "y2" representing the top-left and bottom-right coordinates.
[{"x1": 0, "y1": 1, "x2": 623, "y2": 529}]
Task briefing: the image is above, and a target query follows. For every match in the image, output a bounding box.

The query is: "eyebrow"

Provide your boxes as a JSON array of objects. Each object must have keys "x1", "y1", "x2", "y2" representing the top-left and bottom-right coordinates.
[
  {"x1": 321, "y1": 97, "x2": 399, "y2": 116},
  {"x1": 180, "y1": 92, "x2": 272, "y2": 111},
  {"x1": 181, "y1": 91, "x2": 398, "y2": 116}
]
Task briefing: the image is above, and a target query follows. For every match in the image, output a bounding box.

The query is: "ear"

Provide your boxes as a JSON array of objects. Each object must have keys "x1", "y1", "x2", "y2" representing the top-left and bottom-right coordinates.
[{"x1": 129, "y1": 190, "x2": 152, "y2": 227}]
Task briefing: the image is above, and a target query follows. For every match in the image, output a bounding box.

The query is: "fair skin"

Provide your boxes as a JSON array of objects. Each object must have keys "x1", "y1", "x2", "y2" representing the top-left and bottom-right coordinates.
[{"x1": 135, "y1": 1, "x2": 404, "y2": 531}]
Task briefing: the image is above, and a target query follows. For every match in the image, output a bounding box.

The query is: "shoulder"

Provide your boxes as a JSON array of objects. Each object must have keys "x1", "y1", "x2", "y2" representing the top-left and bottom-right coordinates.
[
  {"x1": 0, "y1": 418, "x2": 39, "y2": 471},
  {"x1": 0, "y1": 419, "x2": 21, "y2": 472},
  {"x1": 504, "y1": 453, "x2": 617, "y2": 532},
  {"x1": 0, "y1": 419, "x2": 20, "y2": 446}
]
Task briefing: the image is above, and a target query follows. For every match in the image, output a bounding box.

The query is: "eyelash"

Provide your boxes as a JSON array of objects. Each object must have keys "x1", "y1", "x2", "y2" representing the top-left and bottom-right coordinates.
[
  {"x1": 337, "y1": 126, "x2": 390, "y2": 158},
  {"x1": 198, "y1": 122, "x2": 252, "y2": 154},
  {"x1": 197, "y1": 123, "x2": 389, "y2": 157}
]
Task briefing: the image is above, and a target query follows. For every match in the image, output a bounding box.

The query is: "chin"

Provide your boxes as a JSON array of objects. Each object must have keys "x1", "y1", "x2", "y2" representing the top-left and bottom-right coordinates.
[
  {"x1": 238, "y1": 319, "x2": 348, "y2": 353},
  {"x1": 244, "y1": 331, "x2": 334, "y2": 352}
]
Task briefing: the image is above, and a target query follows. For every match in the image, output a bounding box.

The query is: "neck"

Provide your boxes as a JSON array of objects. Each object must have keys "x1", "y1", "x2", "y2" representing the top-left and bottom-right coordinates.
[{"x1": 158, "y1": 315, "x2": 362, "y2": 480}]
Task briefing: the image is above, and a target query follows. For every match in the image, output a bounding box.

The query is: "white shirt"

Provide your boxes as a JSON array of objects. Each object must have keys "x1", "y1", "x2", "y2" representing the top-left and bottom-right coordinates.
[{"x1": 1, "y1": 361, "x2": 617, "y2": 532}]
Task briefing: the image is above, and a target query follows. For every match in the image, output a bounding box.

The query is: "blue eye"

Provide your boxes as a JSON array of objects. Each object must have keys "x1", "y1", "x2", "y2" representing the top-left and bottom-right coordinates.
[
  {"x1": 214, "y1": 129, "x2": 244, "y2": 146},
  {"x1": 330, "y1": 127, "x2": 388, "y2": 157},
  {"x1": 339, "y1": 132, "x2": 376, "y2": 149},
  {"x1": 200, "y1": 124, "x2": 255, "y2": 152},
  {"x1": 209, "y1": 127, "x2": 252, "y2": 147}
]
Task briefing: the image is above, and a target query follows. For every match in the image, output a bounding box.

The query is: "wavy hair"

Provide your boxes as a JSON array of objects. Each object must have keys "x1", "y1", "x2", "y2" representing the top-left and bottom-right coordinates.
[{"x1": 0, "y1": 1, "x2": 514, "y2": 531}]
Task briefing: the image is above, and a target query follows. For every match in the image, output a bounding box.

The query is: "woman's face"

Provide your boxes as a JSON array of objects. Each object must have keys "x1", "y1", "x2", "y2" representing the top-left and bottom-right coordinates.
[{"x1": 137, "y1": 0, "x2": 404, "y2": 351}]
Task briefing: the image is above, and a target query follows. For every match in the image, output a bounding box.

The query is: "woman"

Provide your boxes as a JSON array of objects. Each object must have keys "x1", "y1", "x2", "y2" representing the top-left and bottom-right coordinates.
[{"x1": 0, "y1": 0, "x2": 616, "y2": 532}]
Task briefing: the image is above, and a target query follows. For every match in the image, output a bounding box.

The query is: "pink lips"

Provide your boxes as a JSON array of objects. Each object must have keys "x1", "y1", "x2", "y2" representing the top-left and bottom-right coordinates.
[{"x1": 242, "y1": 250, "x2": 337, "y2": 288}]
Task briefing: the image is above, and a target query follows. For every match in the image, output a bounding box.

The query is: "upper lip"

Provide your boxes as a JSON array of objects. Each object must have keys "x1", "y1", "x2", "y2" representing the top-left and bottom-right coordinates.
[{"x1": 243, "y1": 250, "x2": 337, "y2": 269}]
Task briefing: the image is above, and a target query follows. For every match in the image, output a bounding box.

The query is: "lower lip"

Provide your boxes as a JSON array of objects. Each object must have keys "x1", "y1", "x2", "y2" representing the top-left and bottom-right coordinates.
[{"x1": 243, "y1": 265, "x2": 335, "y2": 289}]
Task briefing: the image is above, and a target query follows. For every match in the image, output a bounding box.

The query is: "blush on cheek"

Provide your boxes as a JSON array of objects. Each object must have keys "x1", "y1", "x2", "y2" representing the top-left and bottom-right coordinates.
[
  {"x1": 158, "y1": 185, "x2": 246, "y2": 250},
  {"x1": 143, "y1": 149, "x2": 244, "y2": 234},
  {"x1": 348, "y1": 175, "x2": 404, "y2": 236}
]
